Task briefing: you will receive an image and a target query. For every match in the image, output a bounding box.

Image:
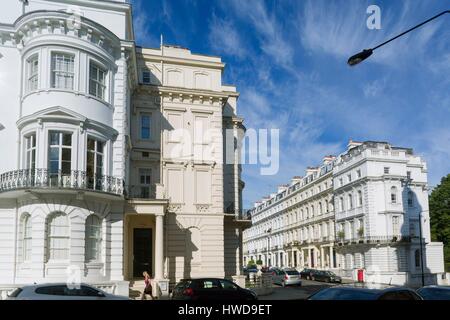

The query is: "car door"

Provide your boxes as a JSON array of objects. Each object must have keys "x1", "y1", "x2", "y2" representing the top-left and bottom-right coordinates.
[
  {"x1": 219, "y1": 279, "x2": 245, "y2": 300},
  {"x1": 196, "y1": 279, "x2": 222, "y2": 301}
]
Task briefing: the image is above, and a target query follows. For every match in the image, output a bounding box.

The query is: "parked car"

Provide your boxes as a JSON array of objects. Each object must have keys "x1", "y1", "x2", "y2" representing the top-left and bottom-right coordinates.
[
  {"x1": 310, "y1": 270, "x2": 342, "y2": 283},
  {"x1": 307, "y1": 285, "x2": 423, "y2": 300},
  {"x1": 171, "y1": 278, "x2": 258, "y2": 301},
  {"x1": 299, "y1": 268, "x2": 316, "y2": 280},
  {"x1": 6, "y1": 283, "x2": 130, "y2": 300},
  {"x1": 417, "y1": 285, "x2": 450, "y2": 300},
  {"x1": 272, "y1": 268, "x2": 302, "y2": 287}
]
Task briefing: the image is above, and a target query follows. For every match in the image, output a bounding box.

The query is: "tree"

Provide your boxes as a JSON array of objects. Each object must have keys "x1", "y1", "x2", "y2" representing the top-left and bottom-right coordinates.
[{"x1": 429, "y1": 174, "x2": 450, "y2": 271}]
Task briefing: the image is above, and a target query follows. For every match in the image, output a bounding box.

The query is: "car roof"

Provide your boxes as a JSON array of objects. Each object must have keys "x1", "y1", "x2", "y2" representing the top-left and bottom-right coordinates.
[{"x1": 20, "y1": 282, "x2": 97, "y2": 289}]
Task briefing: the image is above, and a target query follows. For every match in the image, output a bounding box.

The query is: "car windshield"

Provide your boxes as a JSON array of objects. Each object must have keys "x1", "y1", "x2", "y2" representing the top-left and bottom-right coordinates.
[
  {"x1": 285, "y1": 270, "x2": 299, "y2": 275},
  {"x1": 418, "y1": 288, "x2": 450, "y2": 300},
  {"x1": 7, "y1": 288, "x2": 22, "y2": 298},
  {"x1": 309, "y1": 288, "x2": 378, "y2": 300}
]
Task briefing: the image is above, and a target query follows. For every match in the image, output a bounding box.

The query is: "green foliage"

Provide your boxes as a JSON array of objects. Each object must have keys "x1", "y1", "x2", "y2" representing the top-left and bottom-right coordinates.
[
  {"x1": 247, "y1": 259, "x2": 256, "y2": 268},
  {"x1": 429, "y1": 174, "x2": 450, "y2": 271},
  {"x1": 256, "y1": 259, "x2": 263, "y2": 265},
  {"x1": 337, "y1": 230, "x2": 345, "y2": 239}
]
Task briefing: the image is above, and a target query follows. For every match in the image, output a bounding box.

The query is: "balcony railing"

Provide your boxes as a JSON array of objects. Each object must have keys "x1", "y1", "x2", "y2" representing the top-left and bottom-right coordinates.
[
  {"x1": 128, "y1": 185, "x2": 156, "y2": 199},
  {"x1": 0, "y1": 169, "x2": 123, "y2": 196},
  {"x1": 335, "y1": 235, "x2": 411, "y2": 245}
]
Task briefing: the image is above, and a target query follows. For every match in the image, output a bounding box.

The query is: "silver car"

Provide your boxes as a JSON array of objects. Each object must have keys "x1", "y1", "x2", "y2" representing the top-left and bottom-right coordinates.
[
  {"x1": 272, "y1": 268, "x2": 302, "y2": 287},
  {"x1": 6, "y1": 283, "x2": 130, "y2": 300}
]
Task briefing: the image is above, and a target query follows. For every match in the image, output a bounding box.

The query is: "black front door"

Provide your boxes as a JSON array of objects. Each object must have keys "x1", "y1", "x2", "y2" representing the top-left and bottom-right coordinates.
[{"x1": 133, "y1": 228, "x2": 152, "y2": 278}]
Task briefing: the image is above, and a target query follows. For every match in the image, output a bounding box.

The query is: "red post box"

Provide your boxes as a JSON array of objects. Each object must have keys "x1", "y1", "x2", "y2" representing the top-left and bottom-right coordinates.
[{"x1": 357, "y1": 269, "x2": 364, "y2": 282}]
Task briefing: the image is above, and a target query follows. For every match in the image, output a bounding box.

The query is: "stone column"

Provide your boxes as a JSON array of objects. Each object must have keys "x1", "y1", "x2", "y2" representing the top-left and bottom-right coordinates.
[
  {"x1": 320, "y1": 247, "x2": 324, "y2": 269},
  {"x1": 329, "y1": 246, "x2": 334, "y2": 268},
  {"x1": 154, "y1": 214, "x2": 168, "y2": 298}
]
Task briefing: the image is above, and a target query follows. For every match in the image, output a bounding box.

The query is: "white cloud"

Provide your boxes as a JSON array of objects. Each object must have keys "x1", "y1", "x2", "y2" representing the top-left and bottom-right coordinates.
[
  {"x1": 130, "y1": 0, "x2": 158, "y2": 46},
  {"x1": 208, "y1": 15, "x2": 248, "y2": 59}
]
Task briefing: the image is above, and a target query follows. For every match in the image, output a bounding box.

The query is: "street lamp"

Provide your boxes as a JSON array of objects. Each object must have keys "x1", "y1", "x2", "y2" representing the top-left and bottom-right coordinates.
[
  {"x1": 266, "y1": 228, "x2": 272, "y2": 267},
  {"x1": 348, "y1": 10, "x2": 450, "y2": 66}
]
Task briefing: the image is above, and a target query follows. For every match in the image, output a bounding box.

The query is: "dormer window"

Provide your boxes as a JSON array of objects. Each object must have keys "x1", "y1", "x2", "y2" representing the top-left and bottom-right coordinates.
[{"x1": 51, "y1": 53, "x2": 75, "y2": 90}]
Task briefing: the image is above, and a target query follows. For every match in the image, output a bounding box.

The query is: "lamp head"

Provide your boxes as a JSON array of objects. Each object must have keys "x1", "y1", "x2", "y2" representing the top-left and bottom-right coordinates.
[{"x1": 347, "y1": 49, "x2": 373, "y2": 66}]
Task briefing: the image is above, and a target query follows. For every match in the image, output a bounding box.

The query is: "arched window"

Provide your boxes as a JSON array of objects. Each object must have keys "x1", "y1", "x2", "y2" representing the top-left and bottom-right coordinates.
[
  {"x1": 319, "y1": 202, "x2": 323, "y2": 215},
  {"x1": 391, "y1": 187, "x2": 397, "y2": 203},
  {"x1": 46, "y1": 213, "x2": 69, "y2": 261},
  {"x1": 408, "y1": 191, "x2": 414, "y2": 207},
  {"x1": 85, "y1": 215, "x2": 102, "y2": 262},
  {"x1": 19, "y1": 214, "x2": 32, "y2": 262},
  {"x1": 325, "y1": 199, "x2": 329, "y2": 212},
  {"x1": 306, "y1": 207, "x2": 309, "y2": 219},
  {"x1": 339, "y1": 197, "x2": 344, "y2": 212}
]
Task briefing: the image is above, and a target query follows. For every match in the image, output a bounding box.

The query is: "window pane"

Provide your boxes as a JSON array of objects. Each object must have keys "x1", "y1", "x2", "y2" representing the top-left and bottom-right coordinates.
[
  {"x1": 96, "y1": 141, "x2": 104, "y2": 153},
  {"x1": 61, "y1": 161, "x2": 71, "y2": 174},
  {"x1": 87, "y1": 139, "x2": 95, "y2": 151},
  {"x1": 62, "y1": 134, "x2": 72, "y2": 146},
  {"x1": 49, "y1": 132, "x2": 59, "y2": 145},
  {"x1": 62, "y1": 148, "x2": 71, "y2": 161}
]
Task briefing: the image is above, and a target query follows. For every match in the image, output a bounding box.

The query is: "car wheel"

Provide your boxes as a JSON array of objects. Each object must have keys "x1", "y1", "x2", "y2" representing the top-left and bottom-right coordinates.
[{"x1": 326, "y1": 278, "x2": 330, "y2": 283}]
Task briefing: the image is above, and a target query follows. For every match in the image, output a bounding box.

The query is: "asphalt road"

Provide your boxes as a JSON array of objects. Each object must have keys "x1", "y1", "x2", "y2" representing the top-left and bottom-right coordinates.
[{"x1": 258, "y1": 279, "x2": 341, "y2": 300}]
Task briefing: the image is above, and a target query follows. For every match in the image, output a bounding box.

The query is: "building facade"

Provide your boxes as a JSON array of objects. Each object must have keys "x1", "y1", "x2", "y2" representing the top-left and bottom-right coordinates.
[
  {"x1": 0, "y1": 0, "x2": 247, "y2": 298},
  {"x1": 243, "y1": 140, "x2": 445, "y2": 286}
]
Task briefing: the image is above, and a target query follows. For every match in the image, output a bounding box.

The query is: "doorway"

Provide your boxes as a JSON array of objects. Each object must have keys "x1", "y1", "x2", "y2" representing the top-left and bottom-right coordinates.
[{"x1": 133, "y1": 228, "x2": 153, "y2": 278}]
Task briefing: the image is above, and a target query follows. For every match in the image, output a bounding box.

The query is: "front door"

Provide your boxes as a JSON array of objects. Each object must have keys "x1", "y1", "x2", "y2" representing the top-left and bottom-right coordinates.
[
  {"x1": 310, "y1": 249, "x2": 315, "y2": 267},
  {"x1": 133, "y1": 228, "x2": 152, "y2": 278}
]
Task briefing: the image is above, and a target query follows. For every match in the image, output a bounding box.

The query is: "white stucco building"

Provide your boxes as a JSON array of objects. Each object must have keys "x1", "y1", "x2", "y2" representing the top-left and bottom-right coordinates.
[
  {"x1": 243, "y1": 140, "x2": 445, "y2": 287},
  {"x1": 0, "y1": 0, "x2": 247, "y2": 298}
]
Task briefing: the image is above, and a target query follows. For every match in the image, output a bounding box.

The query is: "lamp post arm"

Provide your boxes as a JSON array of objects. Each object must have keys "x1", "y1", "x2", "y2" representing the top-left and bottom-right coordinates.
[{"x1": 372, "y1": 10, "x2": 450, "y2": 51}]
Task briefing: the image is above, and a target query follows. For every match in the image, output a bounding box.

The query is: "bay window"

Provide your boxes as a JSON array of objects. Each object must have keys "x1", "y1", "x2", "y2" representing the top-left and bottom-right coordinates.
[
  {"x1": 89, "y1": 63, "x2": 106, "y2": 100},
  {"x1": 51, "y1": 53, "x2": 75, "y2": 89}
]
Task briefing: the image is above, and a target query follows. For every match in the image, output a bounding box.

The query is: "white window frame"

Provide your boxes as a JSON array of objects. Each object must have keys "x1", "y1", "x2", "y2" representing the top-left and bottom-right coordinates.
[
  {"x1": 89, "y1": 62, "x2": 107, "y2": 101},
  {"x1": 48, "y1": 131, "x2": 73, "y2": 175},
  {"x1": 86, "y1": 137, "x2": 105, "y2": 190},
  {"x1": 20, "y1": 214, "x2": 32, "y2": 262},
  {"x1": 46, "y1": 213, "x2": 70, "y2": 262},
  {"x1": 85, "y1": 215, "x2": 102, "y2": 263},
  {"x1": 25, "y1": 133, "x2": 37, "y2": 170},
  {"x1": 50, "y1": 52, "x2": 75, "y2": 90},
  {"x1": 27, "y1": 54, "x2": 39, "y2": 93}
]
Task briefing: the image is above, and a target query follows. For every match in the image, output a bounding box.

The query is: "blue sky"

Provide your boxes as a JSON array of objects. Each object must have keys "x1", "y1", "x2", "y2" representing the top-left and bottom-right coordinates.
[{"x1": 130, "y1": 0, "x2": 450, "y2": 209}]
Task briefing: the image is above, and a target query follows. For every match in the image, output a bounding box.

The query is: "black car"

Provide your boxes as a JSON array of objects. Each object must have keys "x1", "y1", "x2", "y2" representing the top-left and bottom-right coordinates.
[
  {"x1": 417, "y1": 285, "x2": 450, "y2": 300},
  {"x1": 311, "y1": 270, "x2": 342, "y2": 283},
  {"x1": 171, "y1": 278, "x2": 258, "y2": 301},
  {"x1": 299, "y1": 268, "x2": 316, "y2": 280},
  {"x1": 307, "y1": 285, "x2": 423, "y2": 300}
]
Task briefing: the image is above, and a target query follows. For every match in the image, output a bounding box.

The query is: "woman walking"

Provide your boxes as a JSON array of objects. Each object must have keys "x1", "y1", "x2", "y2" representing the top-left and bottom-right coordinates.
[{"x1": 141, "y1": 271, "x2": 155, "y2": 300}]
